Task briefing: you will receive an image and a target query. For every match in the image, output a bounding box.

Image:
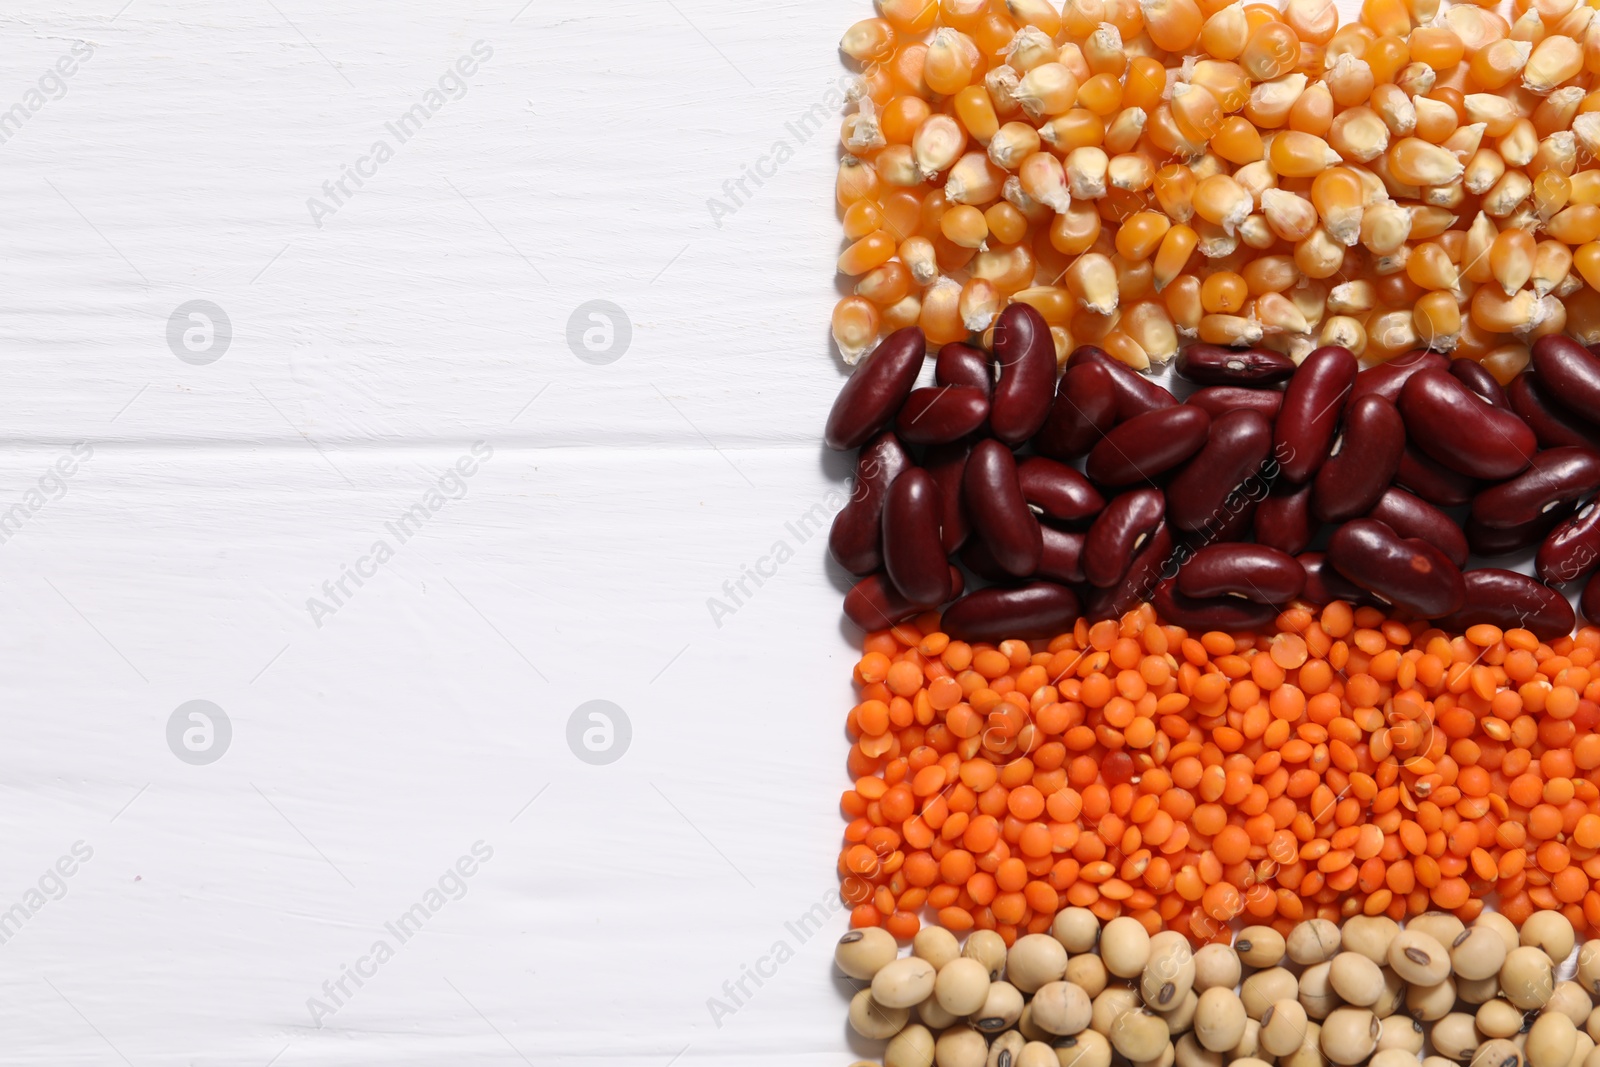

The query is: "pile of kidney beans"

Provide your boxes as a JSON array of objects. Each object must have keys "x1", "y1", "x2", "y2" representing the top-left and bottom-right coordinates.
[{"x1": 825, "y1": 303, "x2": 1600, "y2": 644}]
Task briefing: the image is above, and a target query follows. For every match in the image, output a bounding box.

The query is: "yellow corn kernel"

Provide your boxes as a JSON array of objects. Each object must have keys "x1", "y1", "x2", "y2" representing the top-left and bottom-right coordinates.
[
  {"x1": 1369, "y1": 84, "x2": 1417, "y2": 137},
  {"x1": 1012, "y1": 286, "x2": 1076, "y2": 325},
  {"x1": 971, "y1": 243, "x2": 1036, "y2": 293},
  {"x1": 1005, "y1": 31, "x2": 1057, "y2": 77},
  {"x1": 1574, "y1": 240, "x2": 1600, "y2": 290},
  {"x1": 838, "y1": 230, "x2": 898, "y2": 277},
  {"x1": 925, "y1": 29, "x2": 981, "y2": 96},
  {"x1": 1269, "y1": 131, "x2": 1342, "y2": 178},
  {"x1": 1171, "y1": 82, "x2": 1226, "y2": 143},
  {"x1": 1122, "y1": 301, "x2": 1180, "y2": 363},
  {"x1": 1295, "y1": 226, "x2": 1347, "y2": 279},
  {"x1": 1117, "y1": 58, "x2": 1162, "y2": 115},
  {"x1": 984, "y1": 65, "x2": 1023, "y2": 118},
  {"x1": 946, "y1": 151, "x2": 1008, "y2": 205},
  {"x1": 1309, "y1": 167, "x2": 1365, "y2": 246},
  {"x1": 1462, "y1": 212, "x2": 1499, "y2": 284},
  {"x1": 959, "y1": 278, "x2": 1001, "y2": 332},
  {"x1": 1535, "y1": 169, "x2": 1573, "y2": 221},
  {"x1": 1239, "y1": 215, "x2": 1276, "y2": 249},
  {"x1": 1065, "y1": 147, "x2": 1110, "y2": 200},
  {"x1": 879, "y1": 0, "x2": 940, "y2": 34},
  {"x1": 1067, "y1": 252, "x2": 1120, "y2": 314},
  {"x1": 919, "y1": 277, "x2": 968, "y2": 345},
  {"x1": 1190, "y1": 60, "x2": 1252, "y2": 113},
  {"x1": 1531, "y1": 131, "x2": 1577, "y2": 179},
  {"x1": 1038, "y1": 110, "x2": 1107, "y2": 154},
  {"x1": 1113, "y1": 211, "x2": 1171, "y2": 261},
  {"x1": 978, "y1": 203, "x2": 1022, "y2": 246},
  {"x1": 1570, "y1": 287, "x2": 1600, "y2": 345},
  {"x1": 1411, "y1": 26, "x2": 1466, "y2": 70},
  {"x1": 1240, "y1": 255, "x2": 1298, "y2": 294},
  {"x1": 1289, "y1": 81, "x2": 1336, "y2": 136},
  {"x1": 1412, "y1": 291, "x2": 1461, "y2": 350},
  {"x1": 832, "y1": 297, "x2": 882, "y2": 363},
  {"x1": 1532, "y1": 240, "x2": 1572, "y2": 297},
  {"x1": 880, "y1": 293, "x2": 922, "y2": 333},
  {"x1": 1016, "y1": 63, "x2": 1081, "y2": 118},
  {"x1": 1463, "y1": 148, "x2": 1506, "y2": 196},
  {"x1": 1077, "y1": 73, "x2": 1125, "y2": 118},
  {"x1": 1412, "y1": 96, "x2": 1459, "y2": 144},
  {"x1": 1153, "y1": 224, "x2": 1199, "y2": 290},
  {"x1": 940, "y1": 204, "x2": 989, "y2": 249},
  {"x1": 1394, "y1": 62, "x2": 1436, "y2": 100},
  {"x1": 1200, "y1": 271, "x2": 1248, "y2": 313},
  {"x1": 1328, "y1": 279, "x2": 1379, "y2": 315},
  {"x1": 1256, "y1": 291, "x2": 1312, "y2": 334},
  {"x1": 1261, "y1": 188, "x2": 1319, "y2": 241},
  {"x1": 1194, "y1": 174, "x2": 1253, "y2": 233},
  {"x1": 1108, "y1": 153, "x2": 1156, "y2": 192},
  {"x1": 1081, "y1": 23, "x2": 1127, "y2": 77},
  {"x1": 1164, "y1": 274, "x2": 1204, "y2": 334},
  {"x1": 886, "y1": 44, "x2": 932, "y2": 99},
  {"x1": 843, "y1": 199, "x2": 885, "y2": 242},
  {"x1": 1190, "y1": 152, "x2": 1229, "y2": 182},
  {"x1": 1410, "y1": 206, "x2": 1458, "y2": 239},
  {"x1": 1320, "y1": 315, "x2": 1368, "y2": 356},
  {"x1": 1533, "y1": 86, "x2": 1585, "y2": 137},
  {"x1": 988, "y1": 122, "x2": 1041, "y2": 170},
  {"x1": 1479, "y1": 342, "x2": 1532, "y2": 383},
  {"x1": 952, "y1": 86, "x2": 1000, "y2": 145},
  {"x1": 1406, "y1": 241, "x2": 1460, "y2": 290},
  {"x1": 1105, "y1": 108, "x2": 1148, "y2": 155},
  {"x1": 1197, "y1": 313, "x2": 1263, "y2": 345},
  {"x1": 1232, "y1": 160, "x2": 1278, "y2": 204},
  {"x1": 1469, "y1": 39, "x2": 1533, "y2": 90},
  {"x1": 1362, "y1": 0, "x2": 1413, "y2": 36},
  {"x1": 1328, "y1": 22, "x2": 1378, "y2": 64},
  {"x1": 836, "y1": 156, "x2": 881, "y2": 207},
  {"x1": 1142, "y1": 0, "x2": 1205, "y2": 51},
  {"x1": 1366, "y1": 34, "x2": 1410, "y2": 84},
  {"x1": 842, "y1": 18, "x2": 898, "y2": 64},
  {"x1": 1494, "y1": 121, "x2": 1538, "y2": 173},
  {"x1": 1526, "y1": 34, "x2": 1584, "y2": 91},
  {"x1": 1100, "y1": 331, "x2": 1152, "y2": 372},
  {"x1": 911, "y1": 115, "x2": 967, "y2": 180},
  {"x1": 881, "y1": 96, "x2": 933, "y2": 146},
  {"x1": 856, "y1": 261, "x2": 913, "y2": 310},
  {"x1": 1008, "y1": 0, "x2": 1065, "y2": 35},
  {"x1": 900, "y1": 236, "x2": 939, "y2": 286},
  {"x1": 1146, "y1": 105, "x2": 1206, "y2": 157},
  {"x1": 1049, "y1": 201, "x2": 1103, "y2": 255},
  {"x1": 1549, "y1": 203, "x2": 1600, "y2": 242},
  {"x1": 1201, "y1": 2, "x2": 1250, "y2": 59},
  {"x1": 1326, "y1": 107, "x2": 1389, "y2": 163},
  {"x1": 1572, "y1": 169, "x2": 1600, "y2": 205},
  {"x1": 1284, "y1": 0, "x2": 1337, "y2": 43},
  {"x1": 1462, "y1": 95, "x2": 1520, "y2": 139},
  {"x1": 1443, "y1": 4, "x2": 1502, "y2": 53},
  {"x1": 1154, "y1": 165, "x2": 1198, "y2": 224},
  {"x1": 1245, "y1": 73, "x2": 1308, "y2": 129},
  {"x1": 873, "y1": 145, "x2": 921, "y2": 188},
  {"x1": 1471, "y1": 285, "x2": 1538, "y2": 332},
  {"x1": 1365, "y1": 309, "x2": 1420, "y2": 361},
  {"x1": 1388, "y1": 137, "x2": 1466, "y2": 186},
  {"x1": 1241, "y1": 20, "x2": 1301, "y2": 80}
]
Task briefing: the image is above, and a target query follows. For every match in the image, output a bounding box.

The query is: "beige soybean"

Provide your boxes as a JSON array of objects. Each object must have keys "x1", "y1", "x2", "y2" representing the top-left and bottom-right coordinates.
[
  {"x1": 1455, "y1": 925, "x2": 1512, "y2": 982},
  {"x1": 1231, "y1": 1018, "x2": 1262, "y2": 1060},
  {"x1": 1009, "y1": 934, "x2": 1069, "y2": 994},
  {"x1": 876, "y1": 957, "x2": 939, "y2": 1009},
  {"x1": 887, "y1": 1023, "x2": 937, "y2": 1067},
  {"x1": 986, "y1": 1031, "x2": 1024, "y2": 1067},
  {"x1": 1032, "y1": 981, "x2": 1093, "y2": 1037},
  {"x1": 1144, "y1": 932, "x2": 1197, "y2": 1010},
  {"x1": 1579, "y1": 944, "x2": 1600, "y2": 1001},
  {"x1": 1261, "y1": 1000, "x2": 1311, "y2": 1058},
  {"x1": 1478, "y1": 913, "x2": 1523, "y2": 953},
  {"x1": 851, "y1": 988, "x2": 911, "y2": 1039},
  {"x1": 1432, "y1": 1012, "x2": 1483, "y2": 1060},
  {"x1": 1588, "y1": 1007, "x2": 1600, "y2": 1044},
  {"x1": 1341, "y1": 916, "x2": 1400, "y2": 964},
  {"x1": 1133, "y1": 1044, "x2": 1176, "y2": 1067},
  {"x1": 1176, "y1": 1031, "x2": 1222, "y2": 1067},
  {"x1": 1017, "y1": 1041, "x2": 1059, "y2": 1067},
  {"x1": 1372, "y1": 968, "x2": 1405, "y2": 1020},
  {"x1": 1299, "y1": 962, "x2": 1340, "y2": 1020},
  {"x1": 921, "y1": 994, "x2": 961, "y2": 1031},
  {"x1": 1109, "y1": 1008, "x2": 1170, "y2": 1062},
  {"x1": 1159, "y1": 989, "x2": 1198, "y2": 1036},
  {"x1": 1194, "y1": 944, "x2": 1241, "y2": 994},
  {"x1": 1242, "y1": 968, "x2": 1299, "y2": 1019},
  {"x1": 1232, "y1": 1058, "x2": 1276, "y2": 1067},
  {"x1": 936, "y1": 1026, "x2": 989, "y2": 1067},
  {"x1": 1280, "y1": 1020, "x2": 1325, "y2": 1067},
  {"x1": 1408, "y1": 911, "x2": 1466, "y2": 951},
  {"x1": 1319, "y1": 1008, "x2": 1379, "y2": 1066},
  {"x1": 1236, "y1": 927, "x2": 1286, "y2": 968},
  {"x1": 1587, "y1": 1049, "x2": 1600, "y2": 1067},
  {"x1": 1053, "y1": 908, "x2": 1100, "y2": 954},
  {"x1": 1571, "y1": 1034, "x2": 1596, "y2": 1067},
  {"x1": 1194, "y1": 988, "x2": 1247, "y2": 1052},
  {"x1": 935, "y1": 957, "x2": 992, "y2": 1017},
  {"x1": 1372, "y1": 1049, "x2": 1422, "y2": 1067},
  {"x1": 975, "y1": 981, "x2": 1025, "y2": 1034},
  {"x1": 1067, "y1": 954, "x2": 1109, "y2": 998},
  {"x1": 1531, "y1": 1012, "x2": 1581, "y2": 1067},
  {"x1": 1102, "y1": 917, "x2": 1153, "y2": 979},
  {"x1": 1055, "y1": 1029, "x2": 1113, "y2": 1067},
  {"x1": 915, "y1": 926, "x2": 961, "y2": 971},
  {"x1": 836, "y1": 927, "x2": 898, "y2": 979},
  {"x1": 1329, "y1": 953, "x2": 1386, "y2": 1008},
  {"x1": 1478, "y1": 998, "x2": 1527, "y2": 1039},
  {"x1": 1406, "y1": 977, "x2": 1457, "y2": 1022},
  {"x1": 1018, "y1": 1001, "x2": 1049, "y2": 1044},
  {"x1": 1459, "y1": 974, "x2": 1504, "y2": 1005},
  {"x1": 1523, "y1": 913, "x2": 1577, "y2": 965},
  {"x1": 1388, "y1": 929, "x2": 1451, "y2": 986},
  {"x1": 1289, "y1": 920, "x2": 1344, "y2": 965},
  {"x1": 1548, "y1": 981, "x2": 1594, "y2": 1027},
  {"x1": 1376, "y1": 1015, "x2": 1424, "y2": 1054},
  {"x1": 1429, "y1": 1056, "x2": 1467, "y2": 1067},
  {"x1": 1504, "y1": 946, "x2": 1558, "y2": 1011},
  {"x1": 1474, "y1": 1038, "x2": 1527, "y2": 1067},
  {"x1": 964, "y1": 929, "x2": 1008, "y2": 981},
  {"x1": 1092, "y1": 987, "x2": 1144, "y2": 1035}
]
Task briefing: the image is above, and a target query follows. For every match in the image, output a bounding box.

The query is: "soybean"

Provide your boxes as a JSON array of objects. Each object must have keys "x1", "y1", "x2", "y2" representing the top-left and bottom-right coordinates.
[
  {"x1": 876, "y1": 957, "x2": 939, "y2": 1009},
  {"x1": 837, "y1": 927, "x2": 899, "y2": 980},
  {"x1": 1455, "y1": 927, "x2": 1512, "y2": 983},
  {"x1": 1320, "y1": 1008, "x2": 1380, "y2": 1066},
  {"x1": 1329, "y1": 953, "x2": 1386, "y2": 1008},
  {"x1": 1261, "y1": 1001, "x2": 1311, "y2": 1058},
  {"x1": 1236, "y1": 928, "x2": 1286, "y2": 970},
  {"x1": 1101, "y1": 917, "x2": 1152, "y2": 979},
  {"x1": 1030, "y1": 981, "x2": 1092, "y2": 1037},
  {"x1": 1504, "y1": 947, "x2": 1558, "y2": 1011},
  {"x1": 852, "y1": 988, "x2": 911, "y2": 1039},
  {"x1": 1390, "y1": 930, "x2": 1452, "y2": 986},
  {"x1": 1142, "y1": 932, "x2": 1196, "y2": 1011},
  {"x1": 936, "y1": 957, "x2": 993, "y2": 1017},
  {"x1": 1530, "y1": 1013, "x2": 1580, "y2": 1067},
  {"x1": 1288, "y1": 920, "x2": 1343, "y2": 966},
  {"x1": 1194, "y1": 989, "x2": 1247, "y2": 1053},
  {"x1": 1007, "y1": 935, "x2": 1068, "y2": 995},
  {"x1": 886, "y1": 1023, "x2": 937, "y2": 1067}
]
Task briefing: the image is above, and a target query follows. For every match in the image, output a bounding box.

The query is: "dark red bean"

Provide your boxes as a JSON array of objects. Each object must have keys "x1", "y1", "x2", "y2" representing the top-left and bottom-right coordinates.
[
  {"x1": 1298, "y1": 552, "x2": 1371, "y2": 606},
  {"x1": 1507, "y1": 372, "x2": 1600, "y2": 451},
  {"x1": 1398, "y1": 368, "x2": 1536, "y2": 480},
  {"x1": 1467, "y1": 512, "x2": 1563, "y2": 558},
  {"x1": 924, "y1": 442, "x2": 971, "y2": 555},
  {"x1": 895, "y1": 386, "x2": 990, "y2": 445},
  {"x1": 1538, "y1": 498, "x2": 1600, "y2": 584},
  {"x1": 1349, "y1": 349, "x2": 1448, "y2": 405},
  {"x1": 1327, "y1": 519, "x2": 1466, "y2": 616},
  {"x1": 1583, "y1": 570, "x2": 1600, "y2": 625},
  {"x1": 1311, "y1": 395, "x2": 1405, "y2": 522},
  {"x1": 829, "y1": 432, "x2": 912, "y2": 575},
  {"x1": 1168, "y1": 409, "x2": 1275, "y2": 533},
  {"x1": 1531, "y1": 334, "x2": 1600, "y2": 424},
  {"x1": 1017, "y1": 456, "x2": 1105, "y2": 524},
  {"x1": 1066, "y1": 345, "x2": 1177, "y2": 419},
  {"x1": 1086, "y1": 405, "x2": 1211, "y2": 487},
  {"x1": 963, "y1": 439, "x2": 1043, "y2": 576},
  {"x1": 1395, "y1": 444, "x2": 1478, "y2": 507},
  {"x1": 935, "y1": 342, "x2": 992, "y2": 396},
  {"x1": 1432, "y1": 569, "x2": 1575, "y2": 641},
  {"x1": 1033, "y1": 361, "x2": 1117, "y2": 460},
  {"x1": 1449, "y1": 358, "x2": 1510, "y2": 411},
  {"x1": 940, "y1": 581, "x2": 1082, "y2": 642},
  {"x1": 1208, "y1": 494, "x2": 1261, "y2": 544},
  {"x1": 1255, "y1": 483, "x2": 1315, "y2": 556},
  {"x1": 1471, "y1": 446, "x2": 1600, "y2": 530},
  {"x1": 960, "y1": 538, "x2": 1013, "y2": 582},
  {"x1": 1186, "y1": 386, "x2": 1284, "y2": 421},
  {"x1": 1084, "y1": 488, "x2": 1165, "y2": 588},
  {"x1": 1153, "y1": 577, "x2": 1281, "y2": 631},
  {"x1": 825, "y1": 326, "x2": 927, "y2": 450},
  {"x1": 990, "y1": 303, "x2": 1056, "y2": 445},
  {"x1": 1085, "y1": 522, "x2": 1175, "y2": 620},
  {"x1": 843, "y1": 567, "x2": 964, "y2": 631},
  {"x1": 1177, "y1": 543, "x2": 1304, "y2": 603},
  {"x1": 883, "y1": 469, "x2": 954, "y2": 606},
  {"x1": 1275, "y1": 345, "x2": 1357, "y2": 483},
  {"x1": 1037, "y1": 527, "x2": 1087, "y2": 584},
  {"x1": 1175, "y1": 343, "x2": 1296, "y2": 386},
  {"x1": 1366, "y1": 487, "x2": 1468, "y2": 567}
]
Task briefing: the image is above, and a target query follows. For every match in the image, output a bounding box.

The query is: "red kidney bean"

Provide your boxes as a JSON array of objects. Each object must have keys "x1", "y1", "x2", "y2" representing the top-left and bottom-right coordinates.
[
  {"x1": 1449, "y1": 358, "x2": 1511, "y2": 411},
  {"x1": 1583, "y1": 570, "x2": 1600, "y2": 624},
  {"x1": 1153, "y1": 577, "x2": 1281, "y2": 631},
  {"x1": 1187, "y1": 386, "x2": 1285, "y2": 421},
  {"x1": 1349, "y1": 349, "x2": 1448, "y2": 404},
  {"x1": 1066, "y1": 345, "x2": 1177, "y2": 419},
  {"x1": 1085, "y1": 522, "x2": 1174, "y2": 620},
  {"x1": 1275, "y1": 345, "x2": 1357, "y2": 483},
  {"x1": 1395, "y1": 444, "x2": 1478, "y2": 507},
  {"x1": 895, "y1": 386, "x2": 990, "y2": 445},
  {"x1": 1084, "y1": 488, "x2": 1165, "y2": 588},
  {"x1": 1507, "y1": 373, "x2": 1600, "y2": 451},
  {"x1": 1017, "y1": 456, "x2": 1105, "y2": 523},
  {"x1": 1085, "y1": 405, "x2": 1211, "y2": 487},
  {"x1": 1311, "y1": 395, "x2": 1405, "y2": 522},
  {"x1": 935, "y1": 342, "x2": 992, "y2": 396},
  {"x1": 1177, "y1": 543, "x2": 1304, "y2": 603},
  {"x1": 1033, "y1": 361, "x2": 1117, "y2": 460},
  {"x1": 1255, "y1": 483, "x2": 1315, "y2": 555},
  {"x1": 825, "y1": 326, "x2": 927, "y2": 450},
  {"x1": 1432, "y1": 569, "x2": 1575, "y2": 641},
  {"x1": 1168, "y1": 409, "x2": 1274, "y2": 533},
  {"x1": 1399, "y1": 367, "x2": 1537, "y2": 480},
  {"x1": 1468, "y1": 512, "x2": 1563, "y2": 557},
  {"x1": 964, "y1": 439, "x2": 1043, "y2": 576},
  {"x1": 829, "y1": 432, "x2": 912, "y2": 575},
  {"x1": 1176, "y1": 343, "x2": 1296, "y2": 386},
  {"x1": 1298, "y1": 552, "x2": 1372, "y2": 606},
  {"x1": 990, "y1": 303, "x2": 1055, "y2": 445},
  {"x1": 1538, "y1": 498, "x2": 1600, "y2": 584},
  {"x1": 883, "y1": 469, "x2": 954, "y2": 607},
  {"x1": 924, "y1": 442, "x2": 971, "y2": 555},
  {"x1": 960, "y1": 538, "x2": 1012, "y2": 582},
  {"x1": 844, "y1": 567, "x2": 965, "y2": 631},
  {"x1": 1471, "y1": 446, "x2": 1600, "y2": 530},
  {"x1": 1037, "y1": 527, "x2": 1087, "y2": 584},
  {"x1": 941, "y1": 581, "x2": 1082, "y2": 642},
  {"x1": 1367, "y1": 487, "x2": 1468, "y2": 567},
  {"x1": 1327, "y1": 519, "x2": 1466, "y2": 616},
  {"x1": 1531, "y1": 334, "x2": 1600, "y2": 424}
]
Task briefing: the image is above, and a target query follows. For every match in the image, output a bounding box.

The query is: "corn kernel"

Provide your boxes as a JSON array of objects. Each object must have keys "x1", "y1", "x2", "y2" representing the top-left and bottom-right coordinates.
[
  {"x1": 1067, "y1": 252, "x2": 1121, "y2": 314},
  {"x1": 1262, "y1": 188, "x2": 1320, "y2": 241},
  {"x1": 900, "y1": 236, "x2": 940, "y2": 286},
  {"x1": 920, "y1": 276, "x2": 968, "y2": 345},
  {"x1": 1369, "y1": 84, "x2": 1417, "y2": 137},
  {"x1": 1470, "y1": 39, "x2": 1533, "y2": 91},
  {"x1": 1108, "y1": 152, "x2": 1157, "y2": 192},
  {"x1": 1105, "y1": 108, "x2": 1148, "y2": 155},
  {"x1": 1242, "y1": 20, "x2": 1301, "y2": 80},
  {"x1": 1245, "y1": 72, "x2": 1308, "y2": 128},
  {"x1": 952, "y1": 86, "x2": 1000, "y2": 144},
  {"x1": 959, "y1": 277, "x2": 1001, "y2": 332},
  {"x1": 856, "y1": 261, "x2": 913, "y2": 309},
  {"x1": 1289, "y1": 81, "x2": 1336, "y2": 136},
  {"x1": 1143, "y1": 0, "x2": 1205, "y2": 51},
  {"x1": 1038, "y1": 110, "x2": 1106, "y2": 153},
  {"x1": 1050, "y1": 201, "x2": 1103, "y2": 255},
  {"x1": 1526, "y1": 34, "x2": 1584, "y2": 92},
  {"x1": 1082, "y1": 23, "x2": 1127, "y2": 77},
  {"x1": 1321, "y1": 314, "x2": 1368, "y2": 355},
  {"x1": 1461, "y1": 211, "x2": 1499, "y2": 283},
  {"x1": 1201, "y1": 2, "x2": 1250, "y2": 59},
  {"x1": 1016, "y1": 63, "x2": 1081, "y2": 118},
  {"x1": 1388, "y1": 136, "x2": 1465, "y2": 185},
  {"x1": 1239, "y1": 215, "x2": 1276, "y2": 249},
  {"x1": 988, "y1": 122, "x2": 1042, "y2": 170},
  {"x1": 832, "y1": 296, "x2": 882, "y2": 364},
  {"x1": 842, "y1": 18, "x2": 898, "y2": 64}
]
